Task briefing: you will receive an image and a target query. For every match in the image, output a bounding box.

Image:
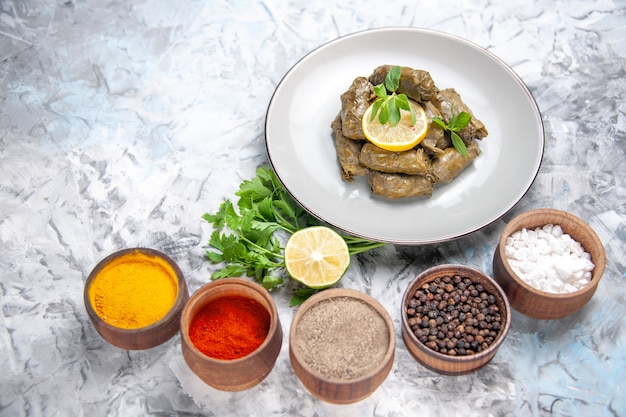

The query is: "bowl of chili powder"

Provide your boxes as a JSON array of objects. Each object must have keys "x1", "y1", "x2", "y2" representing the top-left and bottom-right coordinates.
[
  {"x1": 84, "y1": 247, "x2": 190, "y2": 350},
  {"x1": 180, "y1": 278, "x2": 283, "y2": 391}
]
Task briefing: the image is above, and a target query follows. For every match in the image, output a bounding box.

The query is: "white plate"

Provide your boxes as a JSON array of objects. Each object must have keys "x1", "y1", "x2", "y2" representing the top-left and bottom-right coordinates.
[{"x1": 265, "y1": 28, "x2": 544, "y2": 245}]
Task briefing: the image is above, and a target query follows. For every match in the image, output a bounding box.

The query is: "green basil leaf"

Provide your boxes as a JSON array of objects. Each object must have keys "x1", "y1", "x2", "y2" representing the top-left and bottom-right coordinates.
[
  {"x1": 385, "y1": 65, "x2": 401, "y2": 92},
  {"x1": 395, "y1": 94, "x2": 416, "y2": 126},
  {"x1": 431, "y1": 117, "x2": 447, "y2": 130},
  {"x1": 451, "y1": 132, "x2": 468, "y2": 157},
  {"x1": 387, "y1": 97, "x2": 400, "y2": 126},
  {"x1": 395, "y1": 94, "x2": 410, "y2": 111},
  {"x1": 455, "y1": 111, "x2": 472, "y2": 130},
  {"x1": 373, "y1": 84, "x2": 387, "y2": 99},
  {"x1": 370, "y1": 99, "x2": 383, "y2": 122},
  {"x1": 449, "y1": 113, "x2": 458, "y2": 131},
  {"x1": 378, "y1": 102, "x2": 390, "y2": 125}
]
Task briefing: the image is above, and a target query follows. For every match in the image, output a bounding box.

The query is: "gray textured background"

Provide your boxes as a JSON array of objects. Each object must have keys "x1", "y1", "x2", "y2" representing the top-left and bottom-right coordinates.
[{"x1": 1, "y1": 1, "x2": 624, "y2": 416}]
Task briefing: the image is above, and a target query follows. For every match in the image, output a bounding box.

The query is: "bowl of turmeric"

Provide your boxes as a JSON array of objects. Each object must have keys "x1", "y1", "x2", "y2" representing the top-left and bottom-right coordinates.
[
  {"x1": 180, "y1": 278, "x2": 283, "y2": 391},
  {"x1": 84, "y1": 248, "x2": 189, "y2": 350}
]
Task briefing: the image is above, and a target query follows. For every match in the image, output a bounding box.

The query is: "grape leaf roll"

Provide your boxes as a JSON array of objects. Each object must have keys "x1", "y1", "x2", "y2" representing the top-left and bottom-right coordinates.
[
  {"x1": 420, "y1": 101, "x2": 449, "y2": 155},
  {"x1": 430, "y1": 140, "x2": 481, "y2": 183},
  {"x1": 359, "y1": 143, "x2": 430, "y2": 175},
  {"x1": 431, "y1": 88, "x2": 488, "y2": 143},
  {"x1": 340, "y1": 77, "x2": 375, "y2": 140},
  {"x1": 367, "y1": 171, "x2": 434, "y2": 199},
  {"x1": 331, "y1": 115, "x2": 368, "y2": 181},
  {"x1": 367, "y1": 65, "x2": 437, "y2": 103},
  {"x1": 332, "y1": 65, "x2": 488, "y2": 199}
]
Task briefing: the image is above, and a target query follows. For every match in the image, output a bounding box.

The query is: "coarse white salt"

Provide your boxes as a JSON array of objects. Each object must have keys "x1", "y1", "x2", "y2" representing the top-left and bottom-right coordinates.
[{"x1": 504, "y1": 224, "x2": 595, "y2": 293}]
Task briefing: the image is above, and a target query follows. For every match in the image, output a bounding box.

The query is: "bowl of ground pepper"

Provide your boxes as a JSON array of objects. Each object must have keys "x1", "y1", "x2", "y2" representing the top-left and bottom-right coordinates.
[
  {"x1": 401, "y1": 265, "x2": 511, "y2": 375},
  {"x1": 289, "y1": 288, "x2": 395, "y2": 404},
  {"x1": 180, "y1": 278, "x2": 283, "y2": 391},
  {"x1": 84, "y1": 248, "x2": 189, "y2": 350}
]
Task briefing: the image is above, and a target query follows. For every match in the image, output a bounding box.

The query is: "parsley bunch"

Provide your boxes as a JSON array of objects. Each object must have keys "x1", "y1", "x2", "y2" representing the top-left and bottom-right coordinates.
[{"x1": 202, "y1": 165, "x2": 385, "y2": 305}]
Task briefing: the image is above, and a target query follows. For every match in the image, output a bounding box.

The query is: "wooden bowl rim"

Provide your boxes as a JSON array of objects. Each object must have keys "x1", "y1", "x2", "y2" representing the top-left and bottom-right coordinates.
[
  {"x1": 289, "y1": 287, "x2": 396, "y2": 384},
  {"x1": 401, "y1": 264, "x2": 512, "y2": 363},
  {"x1": 84, "y1": 247, "x2": 188, "y2": 334},
  {"x1": 180, "y1": 277, "x2": 281, "y2": 363},
  {"x1": 496, "y1": 208, "x2": 606, "y2": 298}
]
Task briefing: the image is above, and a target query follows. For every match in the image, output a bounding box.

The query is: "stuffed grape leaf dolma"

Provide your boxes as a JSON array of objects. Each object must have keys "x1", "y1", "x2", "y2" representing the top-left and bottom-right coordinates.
[
  {"x1": 420, "y1": 101, "x2": 449, "y2": 155},
  {"x1": 340, "y1": 77, "x2": 374, "y2": 139},
  {"x1": 367, "y1": 171, "x2": 434, "y2": 199},
  {"x1": 332, "y1": 65, "x2": 489, "y2": 200},
  {"x1": 367, "y1": 65, "x2": 437, "y2": 103},
  {"x1": 359, "y1": 143, "x2": 430, "y2": 175},
  {"x1": 432, "y1": 88, "x2": 488, "y2": 143},
  {"x1": 331, "y1": 115, "x2": 368, "y2": 181},
  {"x1": 430, "y1": 140, "x2": 481, "y2": 183}
]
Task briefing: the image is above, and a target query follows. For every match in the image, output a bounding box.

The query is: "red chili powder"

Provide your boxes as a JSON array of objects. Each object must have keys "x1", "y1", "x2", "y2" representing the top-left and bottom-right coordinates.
[{"x1": 189, "y1": 295, "x2": 270, "y2": 360}]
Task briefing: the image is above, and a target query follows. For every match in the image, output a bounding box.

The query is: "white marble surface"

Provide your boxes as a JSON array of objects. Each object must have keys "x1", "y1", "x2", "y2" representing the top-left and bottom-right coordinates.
[{"x1": 1, "y1": 0, "x2": 625, "y2": 416}]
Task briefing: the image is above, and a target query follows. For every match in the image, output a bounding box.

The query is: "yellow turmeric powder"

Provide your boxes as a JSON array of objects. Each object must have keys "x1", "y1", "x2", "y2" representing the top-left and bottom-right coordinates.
[{"x1": 88, "y1": 250, "x2": 179, "y2": 329}]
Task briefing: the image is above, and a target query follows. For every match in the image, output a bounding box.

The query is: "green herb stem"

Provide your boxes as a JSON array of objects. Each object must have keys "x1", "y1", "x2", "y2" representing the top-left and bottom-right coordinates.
[
  {"x1": 272, "y1": 209, "x2": 299, "y2": 234},
  {"x1": 239, "y1": 231, "x2": 285, "y2": 261},
  {"x1": 342, "y1": 236, "x2": 386, "y2": 255}
]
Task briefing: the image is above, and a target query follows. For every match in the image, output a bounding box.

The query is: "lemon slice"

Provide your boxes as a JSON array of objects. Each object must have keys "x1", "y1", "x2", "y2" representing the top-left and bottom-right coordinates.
[
  {"x1": 284, "y1": 226, "x2": 350, "y2": 289},
  {"x1": 362, "y1": 99, "x2": 428, "y2": 151}
]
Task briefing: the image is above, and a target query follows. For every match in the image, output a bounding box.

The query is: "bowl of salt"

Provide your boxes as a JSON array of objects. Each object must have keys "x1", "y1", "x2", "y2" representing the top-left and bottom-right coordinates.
[{"x1": 493, "y1": 208, "x2": 606, "y2": 319}]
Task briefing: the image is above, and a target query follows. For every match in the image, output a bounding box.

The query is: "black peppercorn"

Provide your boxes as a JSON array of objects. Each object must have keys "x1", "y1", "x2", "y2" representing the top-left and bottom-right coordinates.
[{"x1": 406, "y1": 274, "x2": 504, "y2": 357}]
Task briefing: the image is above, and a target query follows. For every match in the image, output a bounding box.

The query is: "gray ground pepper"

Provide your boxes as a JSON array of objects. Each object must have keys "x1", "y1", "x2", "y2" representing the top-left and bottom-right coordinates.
[{"x1": 294, "y1": 296, "x2": 389, "y2": 381}]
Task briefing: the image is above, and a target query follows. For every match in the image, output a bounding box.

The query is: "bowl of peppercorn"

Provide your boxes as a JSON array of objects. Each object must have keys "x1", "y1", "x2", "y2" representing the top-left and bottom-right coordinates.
[
  {"x1": 492, "y1": 208, "x2": 606, "y2": 319},
  {"x1": 401, "y1": 264, "x2": 511, "y2": 375},
  {"x1": 180, "y1": 278, "x2": 283, "y2": 391}
]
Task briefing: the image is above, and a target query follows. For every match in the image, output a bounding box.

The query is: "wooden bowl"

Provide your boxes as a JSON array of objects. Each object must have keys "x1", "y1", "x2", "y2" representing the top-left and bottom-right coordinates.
[
  {"x1": 180, "y1": 278, "x2": 283, "y2": 391},
  {"x1": 401, "y1": 265, "x2": 511, "y2": 375},
  {"x1": 289, "y1": 288, "x2": 395, "y2": 404},
  {"x1": 84, "y1": 248, "x2": 189, "y2": 350},
  {"x1": 493, "y1": 208, "x2": 606, "y2": 319}
]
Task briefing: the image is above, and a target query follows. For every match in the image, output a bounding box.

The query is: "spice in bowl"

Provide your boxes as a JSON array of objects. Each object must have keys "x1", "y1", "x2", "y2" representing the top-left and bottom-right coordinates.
[
  {"x1": 289, "y1": 288, "x2": 395, "y2": 404},
  {"x1": 88, "y1": 250, "x2": 179, "y2": 329},
  {"x1": 504, "y1": 224, "x2": 595, "y2": 293},
  {"x1": 401, "y1": 265, "x2": 511, "y2": 375},
  {"x1": 188, "y1": 295, "x2": 270, "y2": 360},
  {"x1": 293, "y1": 296, "x2": 389, "y2": 380},
  {"x1": 84, "y1": 248, "x2": 189, "y2": 350},
  {"x1": 492, "y1": 208, "x2": 606, "y2": 319},
  {"x1": 180, "y1": 278, "x2": 283, "y2": 391},
  {"x1": 406, "y1": 274, "x2": 503, "y2": 356}
]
